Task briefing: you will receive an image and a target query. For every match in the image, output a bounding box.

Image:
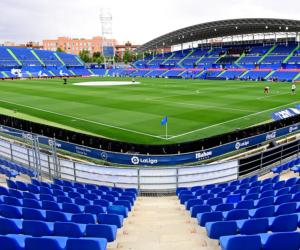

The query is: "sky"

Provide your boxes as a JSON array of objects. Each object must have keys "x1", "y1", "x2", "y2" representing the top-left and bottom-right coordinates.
[{"x1": 1, "y1": 0, "x2": 300, "y2": 46}]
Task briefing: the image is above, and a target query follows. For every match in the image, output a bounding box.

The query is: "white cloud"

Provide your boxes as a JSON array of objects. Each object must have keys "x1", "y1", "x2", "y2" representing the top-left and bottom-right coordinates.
[{"x1": 0, "y1": 0, "x2": 299, "y2": 45}]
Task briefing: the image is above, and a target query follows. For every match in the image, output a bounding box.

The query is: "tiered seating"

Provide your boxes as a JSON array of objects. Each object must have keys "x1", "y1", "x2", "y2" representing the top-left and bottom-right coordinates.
[
  {"x1": 162, "y1": 69, "x2": 185, "y2": 77},
  {"x1": 146, "y1": 69, "x2": 168, "y2": 77},
  {"x1": 34, "y1": 50, "x2": 63, "y2": 67},
  {"x1": 0, "y1": 177, "x2": 138, "y2": 250},
  {"x1": 261, "y1": 56, "x2": 287, "y2": 64},
  {"x1": 131, "y1": 69, "x2": 151, "y2": 77},
  {"x1": 0, "y1": 71, "x2": 18, "y2": 78},
  {"x1": 135, "y1": 60, "x2": 151, "y2": 66},
  {"x1": 91, "y1": 69, "x2": 107, "y2": 76},
  {"x1": 164, "y1": 59, "x2": 180, "y2": 65},
  {"x1": 51, "y1": 69, "x2": 74, "y2": 76},
  {"x1": 56, "y1": 53, "x2": 81, "y2": 66},
  {"x1": 119, "y1": 68, "x2": 137, "y2": 76},
  {"x1": 267, "y1": 69, "x2": 300, "y2": 81},
  {"x1": 107, "y1": 68, "x2": 125, "y2": 76},
  {"x1": 206, "y1": 69, "x2": 224, "y2": 78},
  {"x1": 269, "y1": 44, "x2": 298, "y2": 55},
  {"x1": 247, "y1": 45, "x2": 273, "y2": 56},
  {"x1": 0, "y1": 158, "x2": 38, "y2": 178},
  {"x1": 72, "y1": 69, "x2": 92, "y2": 76},
  {"x1": 287, "y1": 56, "x2": 300, "y2": 64},
  {"x1": 198, "y1": 57, "x2": 218, "y2": 64},
  {"x1": 184, "y1": 69, "x2": 204, "y2": 78},
  {"x1": 242, "y1": 69, "x2": 272, "y2": 80},
  {"x1": 218, "y1": 69, "x2": 246, "y2": 79},
  {"x1": 148, "y1": 59, "x2": 165, "y2": 66},
  {"x1": 237, "y1": 56, "x2": 262, "y2": 65},
  {"x1": 10, "y1": 48, "x2": 42, "y2": 66}
]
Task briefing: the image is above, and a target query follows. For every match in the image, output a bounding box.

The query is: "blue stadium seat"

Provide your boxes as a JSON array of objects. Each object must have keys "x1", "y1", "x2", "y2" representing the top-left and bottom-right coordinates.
[
  {"x1": 197, "y1": 211, "x2": 223, "y2": 227},
  {"x1": 178, "y1": 190, "x2": 192, "y2": 198},
  {"x1": 204, "y1": 184, "x2": 215, "y2": 190},
  {"x1": 91, "y1": 190, "x2": 103, "y2": 196},
  {"x1": 40, "y1": 187, "x2": 53, "y2": 195},
  {"x1": 68, "y1": 191, "x2": 82, "y2": 199},
  {"x1": 258, "y1": 232, "x2": 300, "y2": 250},
  {"x1": 67, "y1": 238, "x2": 108, "y2": 250},
  {"x1": 216, "y1": 191, "x2": 230, "y2": 199},
  {"x1": 261, "y1": 178, "x2": 272, "y2": 186},
  {"x1": 9, "y1": 189, "x2": 23, "y2": 199},
  {"x1": 185, "y1": 199, "x2": 204, "y2": 210},
  {"x1": 122, "y1": 191, "x2": 136, "y2": 200},
  {"x1": 206, "y1": 197, "x2": 223, "y2": 206},
  {"x1": 237, "y1": 218, "x2": 269, "y2": 235},
  {"x1": 190, "y1": 205, "x2": 211, "y2": 218},
  {"x1": 84, "y1": 193, "x2": 99, "y2": 201},
  {"x1": 289, "y1": 184, "x2": 300, "y2": 194},
  {"x1": 124, "y1": 188, "x2": 138, "y2": 195},
  {"x1": 4, "y1": 196, "x2": 23, "y2": 207},
  {"x1": 40, "y1": 194, "x2": 56, "y2": 202},
  {"x1": 254, "y1": 197, "x2": 274, "y2": 208},
  {"x1": 23, "y1": 198, "x2": 42, "y2": 209},
  {"x1": 233, "y1": 189, "x2": 247, "y2": 196},
  {"x1": 42, "y1": 200, "x2": 62, "y2": 212},
  {"x1": 249, "y1": 181, "x2": 261, "y2": 188},
  {"x1": 62, "y1": 203, "x2": 84, "y2": 214},
  {"x1": 53, "y1": 189, "x2": 66, "y2": 197},
  {"x1": 86, "y1": 224, "x2": 117, "y2": 242},
  {"x1": 57, "y1": 196, "x2": 73, "y2": 204},
  {"x1": 273, "y1": 180, "x2": 286, "y2": 190},
  {"x1": 225, "y1": 194, "x2": 241, "y2": 203},
  {"x1": 211, "y1": 203, "x2": 234, "y2": 212},
  {"x1": 260, "y1": 183, "x2": 273, "y2": 193},
  {"x1": 85, "y1": 204, "x2": 107, "y2": 215},
  {"x1": 93, "y1": 199, "x2": 110, "y2": 207},
  {"x1": 46, "y1": 211, "x2": 72, "y2": 222},
  {"x1": 63, "y1": 180, "x2": 74, "y2": 188},
  {"x1": 25, "y1": 236, "x2": 68, "y2": 250},
  {"x1": 27, "y1": 184, "x2": 40, "y2": 194},
  {"x1": 85, "y1": 184, "x2": 97, "y2": 191},
  {"x1": 64, "y1": 186, "x2": 75, "y2": 193},
  {"x1": 190, "y1": 186, "x2": 202, "y2": 192},
  {"x1": 54, "y1": 222, "x2": 86, "y2": 238},
  {"x1": 210, "y1": 187, "x2": 223, "y2": 194},
  {"x1": 98, "y1": 186, "x2": 111, "y2": 192},
  {"x1": 100, "y1": 194, "x2": 116, "y2": 204},
  {"x1": 16, "y1": 181, "x2": 28, "y2": 191},
  {"x1": 234, "y1": 200, "x2": 254, "y2": 210},
  {"x1": 75, "y1": 198, "x2": 91, "y2": 206},
  {"x1": 206, "y1": 221, "x2": 237, "y2": 239},
  {"x1": 6, "y1": 179, "x2": 17, "y2": 189},
  {"x1": 268, "y1": 214, "x2": 298, "y2": 232},
  {"x1": 195, "y1": 189, "x2": 208, "y2": 196},
  {"x1": 0, "y1": 217, "x2": 23, "y2": 235},
  {"x1": 51, "y1": 184, "x2": 63, "y2": 191},
  {"x1": 240, "y1": 178, "x2": 250, "y2": 185},
  {"x1": 107, "y1": 191, "x2": 120, "y2": 198},
  {"x1": 118, "y1": 196, "x2": 134, "y2": 206},
  {"x1": 0, "y1": 235, "x2": 32, "y2": 250},
  {"x1": 23, "y1": 220, "x2": 54, "y2": 237},
  {"x1": 260, "y1": 190, "x2": 275, "y2": 199},
  {"x1": 176, "y1": 187, "x2": 188, "y2": 195},
  {"x1": 249, "y1": 206, "x2": 275, "y2": 218},
  {"x1": 224, "y1": 186, "x2": 236, "y2": 193},
  {"x1": 217, "y1": 183, "x2": 228, "y2": 189},
  {"x1": 220, "y1": 235, "x2": 261, "y2": 250},
  {"x1": 74, "y1": 183, "x2": 85, "y2": 189},
  {"x1": 271, "y1": 165, "x2": 283, "y2": 174},
  {"x1": 275, "y1": 187, "x2": 289, "y2": 196},
  {"x1": 285, "y1": 177, "x2": 298, "y2": 187},
  {"x1": 53, "y1": 178, "x2": 63, "y2": 186},
  {"x1": 230, "y1": 180, "x2": 240, "y2": 186},
  {"x1": 107, "y1": 205, "x2": 128, "y2": 218},
  {"x1": 72, "y1": 213, "x2": 96, "y2": 224},
  {"x1": 274, "y1": 202, "x2": 296, "y2": 216},
  {"x1": 243, "y1": 193, "x2": 259, "y2": 201},
  {"x1": 40, "y1": 182, "x2": 52, "y2": 189},
  {"x1": 274, "y1": 194, "x2": 292, "y2": 205},
  {"x1": 98, "y1": 214, "x2": 124, "y2": 228},
  {"x1": 77, "y1": 188, "x2": 89, "y2": 195},
  {"x1": 199, "y1": 193, "x2": 214, "y2": 201},
  {"x1": 272, "y1": 175, "x2": 280, "y2": 183},
  {"x1": 23, "y1": 208, "x2": 46, "y2": 221},
  {"x1": 0, "y1": 204, "x2": 23, "y2": 219},
  {"x1": 223, "y1": 209, "x2": 248, "y2": 221},
  {"x1": 114, "y1": 200, "x2": 132, "y2": 212}
]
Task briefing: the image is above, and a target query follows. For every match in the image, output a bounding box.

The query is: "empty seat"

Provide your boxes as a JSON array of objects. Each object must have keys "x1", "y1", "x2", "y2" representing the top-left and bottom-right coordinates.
[
  {"x1": 40, "y1": 187, "x2": 53, "y2": 195},
  {"x1": 100, "y1": 194, "x2": 116, "y2": 204},
  {"x1": 85, "y1": 204, "x2": 107, "y2": 215},
  {"x1": 72, "y1": 213, "x2": 96, "y2": 224},
  {"x1": 268, "y1": 214, "x2": 298, "y2": 232},
  {"x1": 0, "y1": 235, "x2": 32, "y2": 250},
  {"x1": 24, "y1": 191, "x2": 40, "y2": 201},
  {"x1": 63, "y1": 180, "x2": 74, "y2": 188},
  {"x1": 53, "y1": 189, "x2": 66, "y2": 197},
  {"x1": 53, "y1": 178, "x2": 63, "y2": 186},
  {"x1": 40, "y1": 182, "x2": 51, "y2": 189},
  {"x1": 114, "y1": 200, "x2": 132, "y2": 212},
  {"x1": 274, "y1": 194, "x2": 292, "y2": 205},
  {"x1": 223, "y1": 209, "x2": 248, "y2": 221},
  {"x1": 84, "y1": 193, "x2": 99, "y2": 201},
  {"x1": 233, "y1": 189, "x2": 247, "y2": 196},
  {"x1": 259, "y1": 231, "x2": 300, "y2": 250},
  {"x1": 122, "y1": 191, "x2": 136, "y2": 200},
  {"x1": 274, "y1": 202, "x2": 296, "y2": 216},
  {"x1": 289, "y1": 184, "x2": 300, "y2": 194},
  {"x1": 25, "y1": 236, "x2": 68, "y2": 250},
  {"x1": 210, "y1": 187, "x2": 222, "y2": 194},
  {"x1": 206, "y1": 197, "x2": 223, "y2": 206},
  {"x1": 94, "y1": 199, "x2": 110, "y2": 207},
  {"x1": 272, "y1": 175, "x2": 280, "y2": 183},
  {"x1": 91, "y1": 190, "x2": 103, "y2": 196},
  {"x1": 250, "y1": 175, "x2": 258, "y2": 182},
  {"x1": 190, "y1": 186, "x2": 202, "y2": 192},
  {"x1": 74, "y1": 182, "x2": 85, "y2": 189},
  {"x1": 68, "y1": 191, "x2": 82, "y2": 199},
  {"x1": 273, "y1": 180, "x2": 286, "y2": 190},
  {"x1": 204, "y1": 184, "x2": 215, "y2": 190},
  {"x1": 185, "y1": 199, "x2": 204, "y2": 210},
  {"x1": 199, "y1": 193, "x2": 214, "y2": 201},
  {"x1": 216, "y1": 191, "x2": 230, "y2": 199},
  {"x1": 0, "y1": 217, "x2": 23, "y2": 235},
  {"x1": 42, "y1": 200, "x2": 62, "y2": 212},
  {"x1": 237, "y1": 218, "x2": 268, "y2": 235},
  {"x1": 54, "y1": 222, "x2": 86, "y2": 238},
  {"x1": 23, "y1": 198, "x2": 42, "y2": 209},
  {"x1": 57, "y1": 196, "x2": 74, "y2": 204},
  {"x1": 206, "y1": 221, "x2": 237, "y2": 239},
  {"x1": 51, "y1": 184, "x2": 63, "y2": 191},
  {"x1": 176, "y1": 187, "x2": 188, "y2": 195},
  {"x1": 225, "y1": 194, "x2": 241, "y2": 203},
  {"x1": 46, "y1": 210, "x2": 72, "y2": 222},
  {"x1": 0, "y1": 204, "x2": 23, "y2": 219},
  {"x1": 178, "y1": 190, "x2": 192, "y2": 198},
  {"x1": 225, "y1": 186, "x2": 237, "y2": 192},
  {"x1": 98, "y1": 213, "x2": 124, "y2": 228},
  {"x1": 107, "y1": 205, "x2": 128, "y2": 218},
  {"x1": 63, "y1": 186, "x2": 75, "y2": 192},
  {"x1": 75, "y1": 198, "x2": 91, "y2": 206},
  {"x1": 240, "y1": 178, "x2": 250, "y2": 185},
  {"x1": 230, "y1": 180, "x2": 240, "y2": 186},
  {"x1": 261, "y1": 178, "x2": 272, "y2": 186},
  {"x1": 217, "y1": 183, "x2": 228, "y2": 189},
  {"x1": 67, "y1": 238, "x2": 108, "y2": 250},
  {"x1": 86, "y1": 224, "x2": 117, "y2": 242},
  {"x1": 285, "y1": 177, "x2": 298, "y2": 188},
  {"x1": 220, "y1": 235, "x2": 261, "y2": 250},
  {"x1": 260, "y1": 183, "x2": 273, "y2": 193},
  {"x1": 85, "y1": 184, "x2": 97, "y2": 190},
  {"x1": 254, "y1": 197, "x2": 274, "y2": 208},
  {"x1": 194, "y1": 189, "x2": 208, "y2": 196},
  {"x1": 31, "y1": 179, "x2": 40, "y2": 186},
  {"x1": 77, "y1": 188, "x2": 89, "y2": 195},
  {"x1": 28, "y1": 184, "x2": 41, "y2": 194},
  {"x1": 211, "y1": 203, "x2": 234, "y2": 212},
  {"x1": 40, "y1": 194, "x2": 56, "y2": 202},
  {"x1": 275, "y1": 187, "x2": 289, "y2": 196},
  {"x1": 243, "y1": 193, "x2": 259, "y2": 201},
  {"x1": 271, "y1": 165, "x2": 283, "y2": 174},
  {"x1": 249, "y1": 206, "x2": 275, "y2": 219},
  {"x1": 23, "y1": 208, "x2": 46, "y2": 221},
  {"x1": 16, "y1": 181, "x2": 28, "y2": 191},
  {"x1": 238, "y1": 184, "x2": 250, "y2": 190},
  {"x1": 23, "y1": 220, "x2": 54, "y2": 237},
  {"x1": 234, "y1": 200, "x2": 254, "y2": 210},
  {"x1": 260, "y1": 190, "x2": 275, "y2": 199},
  {"x1": 0, "y1": 185, "x2": 10, "y2": 196},
  {"x1": 4, "y1": 196, "x2": 23, "y2": 207},
  {"x1": 197, "y1": 211, "x2": 223, "y2": 227},
  {"x1": 124, "y1": 188, "x2": 137, "y2": 195},
  {"x1": 9, "y1": 189, "x2": 23, "y2": 199},
  {"x1": 62, "y1": 203, "x2": 84, "y2": 214},
  {"x1": 98, "y1": 186, "x2": 111, "y2": 193},
  {"x1": 190, "y1": 205, "x2": 211, "y2": 218}
]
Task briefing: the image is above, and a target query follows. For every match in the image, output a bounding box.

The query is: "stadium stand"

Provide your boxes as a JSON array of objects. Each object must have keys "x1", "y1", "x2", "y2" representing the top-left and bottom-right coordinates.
[
  {"x1": 145, "y1": 68, "x2": 168, "y2": 77},
  {"x1": 162, "y1": 68, "x2": 185, "y2": 77},
  {"x1": 266, "y1": 69, "x2": 300, "y2": 81}
]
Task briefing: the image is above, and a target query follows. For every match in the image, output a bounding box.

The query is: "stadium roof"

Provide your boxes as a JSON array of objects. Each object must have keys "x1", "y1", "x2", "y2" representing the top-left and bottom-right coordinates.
[{"x1": 132, "y1": 18, "x2": 300, "y2": 54}]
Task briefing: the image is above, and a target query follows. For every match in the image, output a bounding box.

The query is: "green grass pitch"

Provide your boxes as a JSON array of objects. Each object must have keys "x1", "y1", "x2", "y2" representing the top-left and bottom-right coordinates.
[{"x1": 0, "y1": 77, "x2": 298, "y2": 145}]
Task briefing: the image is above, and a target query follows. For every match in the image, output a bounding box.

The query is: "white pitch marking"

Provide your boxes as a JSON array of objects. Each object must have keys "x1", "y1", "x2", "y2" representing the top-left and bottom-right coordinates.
[
  {"x1": 257, "y1": 92, "x2": 290, "y2": 100},
  {"x1": 149, "y1": 100, "x2": 256, "y2": 113},
  {"x1": 167, "y1": 100, "x2": 300, "y2": 140},
  {"x1": 0, "y1": 100, "x2": 166, "y2": 140}
]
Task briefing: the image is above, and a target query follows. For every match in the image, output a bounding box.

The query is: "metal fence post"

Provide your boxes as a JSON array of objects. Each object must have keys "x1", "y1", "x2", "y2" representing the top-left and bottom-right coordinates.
[
  {"x1": 10, "y1": 143, "x2": 13, "y2": 161},
  {"x1": 260, "y1": 152, "x2": 263, "y2": 175},
  {"x1": 176, "y1": 168, "x2": 179, "y2": 189},
  {"x1": 48, "y1": 155, "x2": 51, "y2": 177},
  {"x1": 280, "y1": 144, "x2": 283, "y2": 165},
  {"x1": 73, "y1": 162, "x2": 76, "y2": 182},
  {"x1": 138, "y1": 169, "x2": 140, "y2": 192},
  {"x1": 27, "y1": 148, "x2": 30, "y2": 168}
]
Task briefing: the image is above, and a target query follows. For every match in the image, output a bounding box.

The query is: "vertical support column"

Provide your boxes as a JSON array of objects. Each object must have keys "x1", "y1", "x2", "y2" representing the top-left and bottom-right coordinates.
[
  {"x1": 36, "y1": 137, "x2": 42, "y2": 181},
  {"x1": 73, "y1": 162, "x2": 76, "y2": 182},
  {"x1": 138, "y1": 168, "x2": 140, "y2": 192},
  {"x1": 176, "y1": 168, "x2": 179, "y2": 190},
  {"x1": 181, "y1": 43, "x2": 183, "y2": 53},
  {"x1": 286, "y1": 33, "x2": 288, "y2": 46},
  {"x1": 27, "y1": 148, "x2": 31, "y2": 168},
  {"x1": 260, "y1": 152, "x2": 263, "y2": 175},
  {"x1": 10, "y1": 143, "x2": 13, "y2": 161}
]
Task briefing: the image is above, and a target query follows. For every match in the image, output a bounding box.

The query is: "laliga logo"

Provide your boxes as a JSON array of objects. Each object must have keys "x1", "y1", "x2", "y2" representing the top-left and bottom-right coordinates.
[
  {"x1": 266, "y1": 132, "x2": 276, "y2": 140},
  {"x1": 48, "y1": 139, "x2": 61, "y2": 148},
  {"x1": 22, "y1": 133, "x2": 32, "y2": 140},
  {"x1": 235, "y1": 142, "x2": 241, "y2": 150},
  {"x1": 235, "y1": 141, "x2": 249, "y2": 150},
  {"x1": 289, "y1": 126, "x2": 298, "y2": 133},
  {"x1": 0, "y1": 126, "x2": 9, "y2": 133},
  {"x1": 131, "y1": 156, "x2": 139, "y2": 165}
]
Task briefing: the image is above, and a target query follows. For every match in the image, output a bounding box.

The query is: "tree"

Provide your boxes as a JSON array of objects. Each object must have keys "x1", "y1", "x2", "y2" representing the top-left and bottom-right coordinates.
[
  {"x1": 79, "y1": 50, "x2": 91, "y2": 62},
  {"x1": 114, "y1": 53, "x2": 119, "y2": 63},
  {"x1": 96, "y1": 57, "x2": 103, "y2": 66},
  {"x1": 123, "y1": 51, "x2": 131, "y2": 64},
  {"x1": 93, "y1": 52, "x2": 101, "y2": 58},
  {"x1": 56, "y1": 47, "x2": 65, "y2": 53}
]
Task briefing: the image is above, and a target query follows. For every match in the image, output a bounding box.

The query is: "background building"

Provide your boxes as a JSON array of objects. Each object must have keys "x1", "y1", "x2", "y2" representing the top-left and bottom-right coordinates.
[
  {"x1": 42, "y1": 37, "x2": 118, "y2": 55},
  {"x1": 0, "y1": 41, "x2": 42, "y2": 49},
  {"x1": 115, "y1": 42, "x2": 139, "y2": 61}
]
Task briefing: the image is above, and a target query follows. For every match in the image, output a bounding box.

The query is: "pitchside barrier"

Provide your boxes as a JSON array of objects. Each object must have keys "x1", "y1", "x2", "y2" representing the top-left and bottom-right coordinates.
[
  {"x1": 0, "y1": 136, "x2": 299, "y2": 191},
  {"x1": 1, "y1": 113, "x2": 300, "y2": 166}
]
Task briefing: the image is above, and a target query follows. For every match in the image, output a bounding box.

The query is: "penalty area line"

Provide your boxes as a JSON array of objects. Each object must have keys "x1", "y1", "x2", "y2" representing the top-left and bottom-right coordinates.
[
  {"x1": 0, "y1": 100, "x2": 166, "y2": 140},
  {"x1": 257, "y1": 92, "x2": 290, "y2": 99}
]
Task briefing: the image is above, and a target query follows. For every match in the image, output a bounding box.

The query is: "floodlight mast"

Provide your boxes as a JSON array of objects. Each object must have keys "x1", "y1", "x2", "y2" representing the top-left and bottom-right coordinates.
[{"x1": 100, "y1": 8, "x2": 114, "y2": 69}]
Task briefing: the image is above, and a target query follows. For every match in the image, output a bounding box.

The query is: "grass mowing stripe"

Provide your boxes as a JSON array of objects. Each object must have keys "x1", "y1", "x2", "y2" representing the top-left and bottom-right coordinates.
[
  {"x1": 0, "y1": 99, "x2": 166, "y2": 140},
  {"x1": 167, "y1": 100, "x2": 300, "y2": 140}
]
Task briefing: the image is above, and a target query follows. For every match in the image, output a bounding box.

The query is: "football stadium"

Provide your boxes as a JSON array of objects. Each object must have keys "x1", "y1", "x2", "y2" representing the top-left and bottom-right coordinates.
[{"x1": 2, "y1": 1, "x2": 300, "y2": 249}]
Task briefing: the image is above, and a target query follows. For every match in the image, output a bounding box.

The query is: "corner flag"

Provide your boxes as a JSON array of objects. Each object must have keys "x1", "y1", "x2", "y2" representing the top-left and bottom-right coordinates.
[{"x1": 161, "y1": 116, "x2": 167, "y2": 125}]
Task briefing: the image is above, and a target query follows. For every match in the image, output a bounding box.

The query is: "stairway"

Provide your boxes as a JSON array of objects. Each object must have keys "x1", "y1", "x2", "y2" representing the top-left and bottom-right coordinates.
[
  {"x1": 69, "y1": 70, "x2": 76, "y2": 76},
  {"x1": 292, "y1": 72, "x2": 300, "y2": 81},
  {"x1": 7, "y1": 49, "x2": 22, "y2": 65},
  {"x1": 88, "y1": 70, "x2": 95, "y2": 75},
  {"x1": 265, "y1": 71, "x2": 276, "y2": 79},
  {"x1": 162, "y1": 53, "x2": 176, "y2": 65},
  {"x1": 178, "y1": 50, "x2": 195, "y2": 66},
  {"x1": 75, "y1": 56, "x2": 84, "y2": 65},
  {"x1": 31, "y1": 50, "x2": 45, "y2": 66},
  {"x1": 146, "y1": 56, "x2": 158, "y2": 65},
  {"x1": 195, "y1": 48, "x2": 214, "y2": 64},
  {"x1": 26, "y1": 71, "x2": 33, "y2": 77},
  {"x1": 1, "y1": 72, "x2": 8, "y2": 77},
  {"x1": 105, "y1": 69, "x2": 109, "y2": 76},
  {"x1": 54, "y1": 53, "x2": 66, "y2": 66},
  {"x1": 257, "y1": 44, "x2": 278, "y2": 63},
  {"x1": 49, "y1": 71, "x2": 55, "y2": 76},
  {"x1": 240, "y1": 70, "x2": 249, "y2": 78}
]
